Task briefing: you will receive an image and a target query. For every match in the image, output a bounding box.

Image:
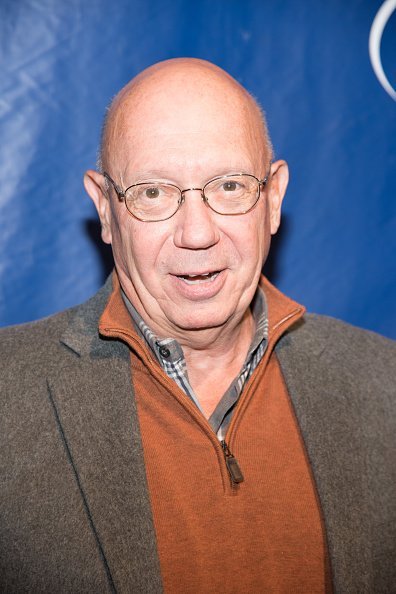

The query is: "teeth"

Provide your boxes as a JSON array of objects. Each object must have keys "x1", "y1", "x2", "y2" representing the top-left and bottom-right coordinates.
[
  {"x1": 179, "y1": 272, "x2": 219, "y2": 285},
  {"x1": 188, "y1": 273, "x2": 209, "y2": 278}
]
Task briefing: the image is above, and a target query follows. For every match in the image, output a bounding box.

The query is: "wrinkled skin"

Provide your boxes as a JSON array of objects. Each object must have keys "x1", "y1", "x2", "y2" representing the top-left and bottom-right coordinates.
[{"x1": 84, "y1": 58, "x2": 288, "y2": 361}]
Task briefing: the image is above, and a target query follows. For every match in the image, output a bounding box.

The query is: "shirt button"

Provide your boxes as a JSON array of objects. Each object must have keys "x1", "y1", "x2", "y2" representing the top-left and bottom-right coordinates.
[{"x1": 159, "y1": 346, "x2": 171, "y2": 359}]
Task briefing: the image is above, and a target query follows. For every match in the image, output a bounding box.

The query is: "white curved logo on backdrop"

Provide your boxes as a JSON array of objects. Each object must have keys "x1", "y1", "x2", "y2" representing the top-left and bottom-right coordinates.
[{"x1": 369, "y1": 0, "x2": 396, "y2": 101}]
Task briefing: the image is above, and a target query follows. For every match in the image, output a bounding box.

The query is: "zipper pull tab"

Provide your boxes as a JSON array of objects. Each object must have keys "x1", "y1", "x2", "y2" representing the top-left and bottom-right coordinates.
[{"x1": 221, "y1": 440, "x2": 244, "y2": 484}]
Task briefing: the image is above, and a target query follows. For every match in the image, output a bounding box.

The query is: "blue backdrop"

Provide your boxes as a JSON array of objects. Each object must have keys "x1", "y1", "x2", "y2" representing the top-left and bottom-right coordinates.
[{"x1": 1, "y1": 0, "x2": 395, "y2": 338}]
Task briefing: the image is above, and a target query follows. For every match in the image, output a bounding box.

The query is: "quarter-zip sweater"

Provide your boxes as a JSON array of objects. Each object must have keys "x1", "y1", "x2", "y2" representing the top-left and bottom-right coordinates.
[{"x1": 99, "y1": 275, "x2": 332, "y2": 593}]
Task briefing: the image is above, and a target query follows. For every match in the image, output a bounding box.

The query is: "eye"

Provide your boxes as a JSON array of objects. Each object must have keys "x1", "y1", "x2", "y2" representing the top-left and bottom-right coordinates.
[
  {"x1": 145, "y1": 186, "x2": 160, "y2": 199},
  {"x1": 222, "y1": 181, "x2": 237, "y2": 192}
]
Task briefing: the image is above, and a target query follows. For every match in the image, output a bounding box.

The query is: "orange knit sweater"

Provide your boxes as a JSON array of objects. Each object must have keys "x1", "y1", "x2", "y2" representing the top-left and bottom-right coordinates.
[{"x1": 100, "y1": 275, "x2": 331, "y2": 593}]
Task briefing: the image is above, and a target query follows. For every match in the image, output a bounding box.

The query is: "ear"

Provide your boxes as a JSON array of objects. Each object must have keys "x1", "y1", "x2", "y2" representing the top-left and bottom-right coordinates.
[
  {"x1": 84, "y1": 170, "x2": 112, "y2": 244},
  {"x1": 267, "y1": 159, "x2": 289, "y2": 235}
]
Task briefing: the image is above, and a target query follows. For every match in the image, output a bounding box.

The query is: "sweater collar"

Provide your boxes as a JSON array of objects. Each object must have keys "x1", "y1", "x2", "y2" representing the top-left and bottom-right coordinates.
[{"x1": 98, "y1": 271, "x2": 305, "y2": 355}]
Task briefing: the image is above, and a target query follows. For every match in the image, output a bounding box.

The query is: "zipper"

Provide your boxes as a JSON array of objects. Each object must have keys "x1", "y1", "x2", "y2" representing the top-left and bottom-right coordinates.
[
  {"x1": 221, "y1": 440, "x2": 244, "y2": 485},
  {"x1": 218, "y1": 308, "x2": 303, "y2": 490}
]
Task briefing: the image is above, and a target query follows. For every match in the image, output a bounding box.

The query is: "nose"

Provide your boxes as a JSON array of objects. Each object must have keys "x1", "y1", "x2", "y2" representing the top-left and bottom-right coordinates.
[{"x1": 173, "y1": 188, "x2": 220, "y2": 250}]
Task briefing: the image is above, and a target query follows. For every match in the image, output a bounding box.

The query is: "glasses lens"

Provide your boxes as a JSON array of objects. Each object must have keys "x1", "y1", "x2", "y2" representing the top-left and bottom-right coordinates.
[
  {"x1": 204, "y1": 175, "x2": 260, "y2": 215},
  {"x1": 125, "y1": 183, "x2": 181, "y2": 221}
]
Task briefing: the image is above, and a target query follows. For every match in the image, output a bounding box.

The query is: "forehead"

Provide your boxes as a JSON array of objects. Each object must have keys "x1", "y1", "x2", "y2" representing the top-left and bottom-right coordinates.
[{"x1": 109, "y1": 76, "x2": 266, "y2": 180}]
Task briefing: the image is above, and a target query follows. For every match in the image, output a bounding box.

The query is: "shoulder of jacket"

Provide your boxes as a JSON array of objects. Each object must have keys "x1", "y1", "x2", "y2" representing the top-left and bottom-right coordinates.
[
  {"x1": 284, "y1": 312, "x2": 393, "y2": 344},
  {"x1": 0, "y1": 308, "x2": 71, "y2": 352},
  {"x1": 0, "y1": 278, "x2": 112, "y2": 366},
  {"x1": 301, "y1": 312, "x2": 395, "y2": 349},
  {"x1": 277, "y1": 312, "x2": 396, "y2": 384}
]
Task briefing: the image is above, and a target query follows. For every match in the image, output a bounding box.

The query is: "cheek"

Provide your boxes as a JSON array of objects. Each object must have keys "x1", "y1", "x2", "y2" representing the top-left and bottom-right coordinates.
[
  {"x1": 233, "y1": 209, "x2": 268, "y2": 263},
  {"x1": 111, "y1": 214, "x2": 168, "y2": 281},
  {"x1": 108, "y1": 209, "x2": 139, "y2": 276}
]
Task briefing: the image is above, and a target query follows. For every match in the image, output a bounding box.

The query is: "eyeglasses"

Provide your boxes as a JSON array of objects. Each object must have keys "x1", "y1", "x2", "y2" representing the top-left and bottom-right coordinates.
[{"x1": 102, "y1": 168, "x2": 271, "y2": 222}]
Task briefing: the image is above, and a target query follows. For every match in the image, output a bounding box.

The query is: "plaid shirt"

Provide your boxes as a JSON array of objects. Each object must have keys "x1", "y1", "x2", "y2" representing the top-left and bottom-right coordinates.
[{"x1": 122, "y1": 289, "x2": 268, "y2": 440}]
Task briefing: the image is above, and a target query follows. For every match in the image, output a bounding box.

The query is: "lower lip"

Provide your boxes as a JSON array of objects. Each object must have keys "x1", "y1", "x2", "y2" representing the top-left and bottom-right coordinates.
[{"x1": 170, "y1": 270, "x2": 226, "y2": 300}]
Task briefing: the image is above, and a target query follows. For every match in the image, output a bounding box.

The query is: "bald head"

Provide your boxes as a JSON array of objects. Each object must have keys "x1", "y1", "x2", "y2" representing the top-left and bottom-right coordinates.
[
  {"x1": 98, "y1": 58, "x2": 272, "y2": 174},
  {"x1": 85, "y1": 57, "x2": 289, "y2": 343}
]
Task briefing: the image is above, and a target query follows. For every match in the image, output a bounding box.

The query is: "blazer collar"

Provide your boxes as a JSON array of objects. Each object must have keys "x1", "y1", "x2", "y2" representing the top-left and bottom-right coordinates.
[
  {"x1": 276, "y1": 316, "x2": 373, "y2": 593},
  {"x1": 59, "y1": 274, "x2": 125, "y2": 359},
  {"x1": 49, "y1": 273, "x2": 163, "y2": 591}
]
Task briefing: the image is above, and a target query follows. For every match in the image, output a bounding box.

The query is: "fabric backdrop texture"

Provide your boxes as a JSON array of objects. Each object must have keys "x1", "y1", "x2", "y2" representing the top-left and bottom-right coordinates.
[{"x1": 0, "y1": 0, "x2": 395, "y2": 338}]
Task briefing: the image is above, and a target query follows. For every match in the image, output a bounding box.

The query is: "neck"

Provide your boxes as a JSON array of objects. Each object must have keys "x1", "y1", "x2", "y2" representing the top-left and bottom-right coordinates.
[
  {"x1": 118, "y1": 273, "x2": 259, "y2": 417},
  {"x1": 180, "y1": 306, "x2": 254, "y2": 361},
  {"x1": 180, "y1": 308, "x2": 255, "y2": 418}
]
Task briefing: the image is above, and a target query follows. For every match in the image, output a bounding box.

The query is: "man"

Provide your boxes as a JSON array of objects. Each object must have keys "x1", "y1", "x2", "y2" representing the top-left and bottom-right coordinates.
[{"x1": 0, "y1": 59, "x2": 395, "y2": 593}]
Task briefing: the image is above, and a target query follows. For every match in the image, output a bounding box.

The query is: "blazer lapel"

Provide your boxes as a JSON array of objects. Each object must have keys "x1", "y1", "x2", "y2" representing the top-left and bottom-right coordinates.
[
  {"x1": 275, "y1": 316, "x2": 372, "y2": 594},
  {"x1": 48, "y1": 279, "x2": 162, "y2": 593}
]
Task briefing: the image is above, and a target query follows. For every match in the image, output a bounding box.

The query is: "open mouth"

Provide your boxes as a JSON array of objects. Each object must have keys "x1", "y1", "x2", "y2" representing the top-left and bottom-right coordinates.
[{"x1": 177, "y1": 271, "x2": 220, "y2": 285}]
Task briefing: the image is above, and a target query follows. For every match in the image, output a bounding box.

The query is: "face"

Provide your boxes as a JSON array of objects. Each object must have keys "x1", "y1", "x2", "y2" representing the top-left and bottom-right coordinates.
[{"x1": 85, "y1": 68, "x2": 288, "y2": 343}]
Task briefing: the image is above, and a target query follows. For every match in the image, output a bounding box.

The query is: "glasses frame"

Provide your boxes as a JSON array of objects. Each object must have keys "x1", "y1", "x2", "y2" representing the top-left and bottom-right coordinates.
[{"x1": 102, "y1": 168, "x2": 271, "y2": 222}]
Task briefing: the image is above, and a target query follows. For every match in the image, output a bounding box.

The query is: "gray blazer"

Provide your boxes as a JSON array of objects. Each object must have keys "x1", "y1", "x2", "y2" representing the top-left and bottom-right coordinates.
[{"x1": 1, "y1": 278, "x2": 395, "y2": 593}]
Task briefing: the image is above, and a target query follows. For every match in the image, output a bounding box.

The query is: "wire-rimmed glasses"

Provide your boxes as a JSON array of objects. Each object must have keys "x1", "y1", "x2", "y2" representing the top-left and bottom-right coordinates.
[{"x1": 103, "y1": 168, "x2": 271, "y2": 222}]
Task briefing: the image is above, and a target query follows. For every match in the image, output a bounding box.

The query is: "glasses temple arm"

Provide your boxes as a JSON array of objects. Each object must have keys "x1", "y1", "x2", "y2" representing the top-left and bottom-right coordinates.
[{"x1": 102, "y1": 171, "x2": 125, "y2": 201}]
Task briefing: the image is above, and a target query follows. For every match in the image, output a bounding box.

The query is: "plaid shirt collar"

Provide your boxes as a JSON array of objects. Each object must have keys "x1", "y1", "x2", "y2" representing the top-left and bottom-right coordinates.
[{"x1": 122, "y1": 287, "x2": 268, "y2": 439}]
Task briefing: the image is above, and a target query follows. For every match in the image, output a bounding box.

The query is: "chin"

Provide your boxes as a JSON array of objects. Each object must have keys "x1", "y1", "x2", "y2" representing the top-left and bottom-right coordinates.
[{"x1": 169, "y1": 309, "x2": 230, "y2": 332}]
